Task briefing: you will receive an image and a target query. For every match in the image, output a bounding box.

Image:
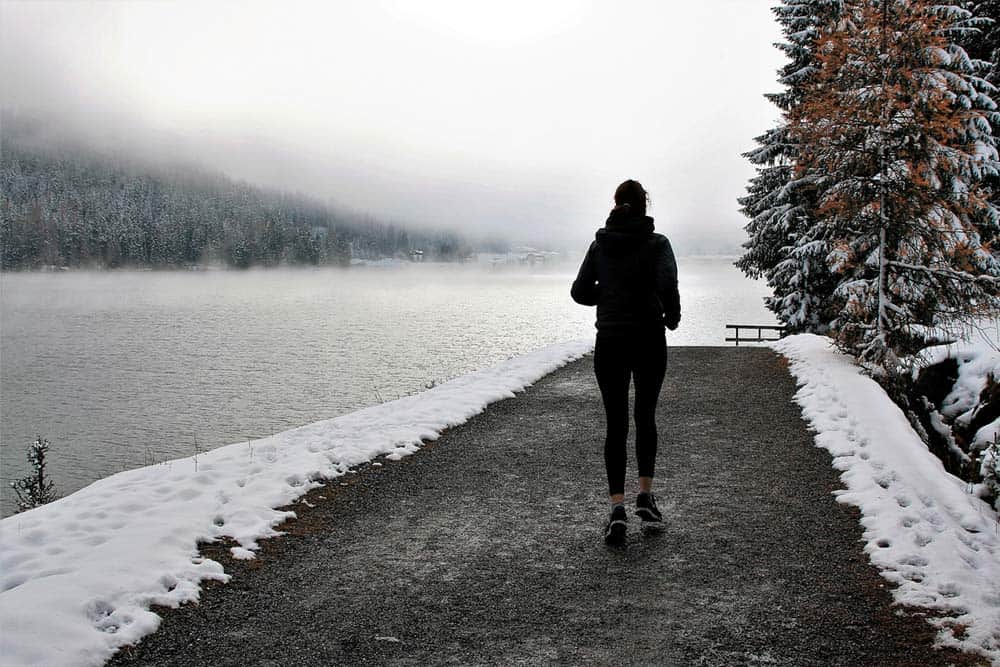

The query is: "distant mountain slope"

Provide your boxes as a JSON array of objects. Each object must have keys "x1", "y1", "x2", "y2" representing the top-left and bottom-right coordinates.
[{"x1": 0, "y1": 121, "x2": 477, "y2": 270}]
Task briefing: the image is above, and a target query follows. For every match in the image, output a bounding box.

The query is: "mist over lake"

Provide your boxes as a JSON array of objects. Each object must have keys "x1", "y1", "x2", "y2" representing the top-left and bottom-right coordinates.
[{"x1": 0, "y1": 259, "x2": 773, "y2": 516}]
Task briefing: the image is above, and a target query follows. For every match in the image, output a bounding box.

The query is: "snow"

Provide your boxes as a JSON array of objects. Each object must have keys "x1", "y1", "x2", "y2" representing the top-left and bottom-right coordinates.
[
  {"x1": 918, "y1": 340, "x2": 1000, "y2": 503},
  {"x1": 920, "y1": 341, "x2": 1000, "y2": 451},
  {"x1": 0, "y1": 340, "x2": 592, "y2": 667},
  {"x1": 773, "y1": 334, "x2": 1000, "y2": 662}
]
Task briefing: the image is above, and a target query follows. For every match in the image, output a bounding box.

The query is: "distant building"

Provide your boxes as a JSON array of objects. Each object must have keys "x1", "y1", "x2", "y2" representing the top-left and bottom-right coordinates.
[{"x1": 478, "y1": 248, "x2": 561, "y2": 268}]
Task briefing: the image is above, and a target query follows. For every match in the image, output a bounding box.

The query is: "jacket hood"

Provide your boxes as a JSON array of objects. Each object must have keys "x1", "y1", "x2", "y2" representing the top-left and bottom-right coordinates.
[{"x1": 595, "y1": 206, "x2": 655, "y2": 254}]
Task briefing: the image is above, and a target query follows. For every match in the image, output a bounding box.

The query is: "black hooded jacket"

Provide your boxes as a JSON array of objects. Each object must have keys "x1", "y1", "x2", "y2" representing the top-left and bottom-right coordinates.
[{"x1": 571, "y1": 206, "x2": 681, "y2": 335}]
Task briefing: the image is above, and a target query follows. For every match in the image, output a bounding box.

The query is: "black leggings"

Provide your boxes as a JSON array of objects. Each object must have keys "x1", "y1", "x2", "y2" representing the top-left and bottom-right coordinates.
[{"x1": 594, "y1": 330, "x2": 667, "y2": 496}]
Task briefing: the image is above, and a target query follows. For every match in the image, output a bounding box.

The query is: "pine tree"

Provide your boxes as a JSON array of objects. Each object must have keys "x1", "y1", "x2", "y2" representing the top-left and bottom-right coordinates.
[
  {"x1": 958, "y1": 1, "x2": 1000, "y2": 231},
  {"x1": 11, "y1": 436, "x2": 58, "y2": 512},
  {"x1": 960, "y1": 2, "x2": 999, "y2": 88},
  {"x1": 737, "y1": 0, "x2": 845, "y2": 332},
  {"x1": 789, "y1": 0, "x2": 1000, "y2": 372}
]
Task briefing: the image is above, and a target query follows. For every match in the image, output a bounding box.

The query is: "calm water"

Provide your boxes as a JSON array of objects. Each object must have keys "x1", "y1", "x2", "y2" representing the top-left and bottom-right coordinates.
[{"x1": 0, "y1": 259, "x2": 774, "y2": 515}]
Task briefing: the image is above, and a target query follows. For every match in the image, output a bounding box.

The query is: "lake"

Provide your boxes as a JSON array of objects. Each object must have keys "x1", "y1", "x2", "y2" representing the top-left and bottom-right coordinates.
[{"x1": 0, "y1": 258, "x2": 774, "y2": 516}]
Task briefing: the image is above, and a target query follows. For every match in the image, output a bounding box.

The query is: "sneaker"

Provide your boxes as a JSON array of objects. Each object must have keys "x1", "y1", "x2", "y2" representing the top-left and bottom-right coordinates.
[
  {"x1": 635, "y1": 492, "x2": 663, "y2": 525},
  {"x1": 604, "y1": 504, "x2": 627, "y2": 545}
]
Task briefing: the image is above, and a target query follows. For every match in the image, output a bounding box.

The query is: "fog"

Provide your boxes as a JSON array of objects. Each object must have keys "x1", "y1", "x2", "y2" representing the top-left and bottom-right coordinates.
[{"x1": 1, "y1": 0, "x2": 785, "y2": 253}]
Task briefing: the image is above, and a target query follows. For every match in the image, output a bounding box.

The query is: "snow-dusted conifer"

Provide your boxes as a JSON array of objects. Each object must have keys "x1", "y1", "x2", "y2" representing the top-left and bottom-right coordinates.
[
  {"x1": 789, "y1": 0, "x2": 1000, "y2": 372},
  {"x1": 959, "y1": 1, "x2": 999, "y2": 89},
  {"x1": 958, "y1": 1, "x2": 1000, "y2": 223},
  {"x1": 11, "y1": 436, "x2": 58, "y2": 512},
  {"x1": 737, "y1": 0, "x2": 844, "y2": 332}
]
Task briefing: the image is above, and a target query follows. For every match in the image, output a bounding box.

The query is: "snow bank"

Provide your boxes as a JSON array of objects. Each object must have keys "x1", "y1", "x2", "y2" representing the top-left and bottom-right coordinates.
[
  {"x1": 773, "y1": 334, "x2": 1000, "y2": 662},
  {"x1": 0, "y1": 340, "x2": 592, "y2": 667}
]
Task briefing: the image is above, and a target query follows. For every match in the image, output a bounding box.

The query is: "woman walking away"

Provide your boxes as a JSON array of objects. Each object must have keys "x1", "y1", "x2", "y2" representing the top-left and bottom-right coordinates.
[{"x1": 571, "y1": 180, "x2": 680, "y2": 546}]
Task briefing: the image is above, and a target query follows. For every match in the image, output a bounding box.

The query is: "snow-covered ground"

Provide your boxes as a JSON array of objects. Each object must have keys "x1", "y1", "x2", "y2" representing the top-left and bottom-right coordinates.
[
  {"x1": 920, "y1": 341, "x2": 1000, "y2": 471},
  {"x1": 0, "y1": 340, "x2": 592, "y2": 667},
  {"x1": 774, "y1": 334, "x2": 1000, "y2": 662}
]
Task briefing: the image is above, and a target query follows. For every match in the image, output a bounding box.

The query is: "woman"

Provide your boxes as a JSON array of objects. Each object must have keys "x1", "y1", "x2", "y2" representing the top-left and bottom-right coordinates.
[{"x1": 571, "y1": 180, "x2": 680, "y2": 545}]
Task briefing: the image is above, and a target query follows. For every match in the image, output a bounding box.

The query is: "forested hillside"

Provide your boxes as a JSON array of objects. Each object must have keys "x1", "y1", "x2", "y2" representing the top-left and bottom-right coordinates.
[{"x1": 0, "y1": 122, "x2": 478, "y2": 270}]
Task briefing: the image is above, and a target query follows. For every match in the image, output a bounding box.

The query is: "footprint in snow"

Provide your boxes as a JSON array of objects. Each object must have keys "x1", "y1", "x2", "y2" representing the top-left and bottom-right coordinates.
[
  {"x1": 85, "y1": 599, "x2": 114, "y2": 623},
  {"x1": 159, "y1": 575, "x2": 178, "y2": 592},
  {"x1": 899, "y1": 554, "x2": 929, "y2": 567},
  {"x1": 21, "y1": 529, "x2": 47, "y2": 545},
  {"x1": 954, "y1": 531, "x2": 981, "y2": 552},
  {"x1": 174, "y1": 487, "x2": 201, "y2": 501},
  {"x1": 937, "y1": 583, "x2": 961, "y2": 598}
]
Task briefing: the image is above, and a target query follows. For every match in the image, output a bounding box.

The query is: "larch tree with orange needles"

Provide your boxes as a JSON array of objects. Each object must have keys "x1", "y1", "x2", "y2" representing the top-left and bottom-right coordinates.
[{"x1": 787, "y1": 0, "x2": 999, "y2": 375}]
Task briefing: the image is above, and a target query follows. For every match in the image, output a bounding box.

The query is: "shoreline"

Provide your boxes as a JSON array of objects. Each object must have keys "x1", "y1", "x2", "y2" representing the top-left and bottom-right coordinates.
[
  {"x1": 0, "y1": 253, "x2": 744, "y2": 275},
  {"x1": 0, "y1": 340, "x2": 593, "y2": 666},
  {"x1": 3, "y1": 341, "x2": 997, "y2": 664}
]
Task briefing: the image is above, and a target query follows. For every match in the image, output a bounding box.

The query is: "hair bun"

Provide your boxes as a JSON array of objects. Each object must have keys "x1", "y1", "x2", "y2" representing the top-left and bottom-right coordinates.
[{"x1": 613, "y1": 180, "x2": 648, "y2": 217}]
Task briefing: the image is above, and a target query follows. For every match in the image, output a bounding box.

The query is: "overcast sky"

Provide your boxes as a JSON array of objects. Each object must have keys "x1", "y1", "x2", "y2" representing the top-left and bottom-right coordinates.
[{"x1": 1, "y1": 0, "x2": 785, "y2": 253}]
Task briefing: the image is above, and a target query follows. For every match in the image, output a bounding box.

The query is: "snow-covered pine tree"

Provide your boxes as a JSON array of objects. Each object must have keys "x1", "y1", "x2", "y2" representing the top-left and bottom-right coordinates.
[
  {"x1": 737, "y1": 0, "x2": 844, "y2": 333},
  {"x1": 10, "y1": 436, "x2": 58, "y2": 512},
  {"x1": 958, "y1": 0, "x2": 1000, "y2": 244},
  {"x1": 790, "y1": 0, "x2": 1000, "y2": 373},
  {"x1": 959, "y1": 1, "x2": 999, "y2": 89}
]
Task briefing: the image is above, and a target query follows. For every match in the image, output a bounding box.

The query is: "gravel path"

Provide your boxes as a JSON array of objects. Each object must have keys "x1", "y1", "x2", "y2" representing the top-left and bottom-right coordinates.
[{"x1": 109, "y1": 347, "x2": 980, "y2": 666}]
